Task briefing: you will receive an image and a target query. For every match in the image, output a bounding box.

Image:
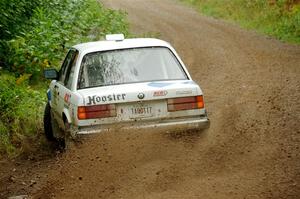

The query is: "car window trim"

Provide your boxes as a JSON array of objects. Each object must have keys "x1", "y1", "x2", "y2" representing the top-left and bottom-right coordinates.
[
  {"x1": 64, "y1": 50, "x2": 79, "y2": 89},
  {"x1": 57, "y1": 48, "x2": 78, "y2": 87},
  {"x1": 58, "y1": 50, "x2": 74, "y2": 83}
]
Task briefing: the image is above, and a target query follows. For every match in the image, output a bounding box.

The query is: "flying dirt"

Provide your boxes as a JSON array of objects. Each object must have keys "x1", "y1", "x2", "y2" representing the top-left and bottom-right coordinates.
[{"x1": 1, "y1": 0, "x2": 299, "y2": 198}]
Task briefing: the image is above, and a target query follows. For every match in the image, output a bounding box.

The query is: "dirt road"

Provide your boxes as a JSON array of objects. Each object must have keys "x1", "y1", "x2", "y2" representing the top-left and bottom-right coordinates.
[{"x1": 1, "y1": 0, "x2": 300, "y2": 198}]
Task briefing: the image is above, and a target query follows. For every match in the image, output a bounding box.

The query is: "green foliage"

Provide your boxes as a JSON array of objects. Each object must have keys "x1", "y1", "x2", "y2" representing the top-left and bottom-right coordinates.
[
  {"x1": 0, "y1": 0, "x2": 43, "y2": 69},
  {"x1": 0, "y1": 0, "x2": 42, "y2": 40},
  {"x1": 0, "y1": 72, "x2": 45, "y2": 156},
  {"x1": 181, "y1": 0, "x2": 300, "y2": 43},
  {"x1": 0, "y1": 0, "x2": 129, "y2": 157},
  {"x1": 1, "y1": 0, "x2": 129, "y2": 79}
]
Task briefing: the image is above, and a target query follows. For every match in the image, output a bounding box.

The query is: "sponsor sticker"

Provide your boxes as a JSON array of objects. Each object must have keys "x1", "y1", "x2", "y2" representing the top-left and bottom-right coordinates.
[
  {"x1": 64, "y1": 93, "x2": 71, "y2": 103},
  {"x1": 87, "y1": 93, "x2": 126, "y2": 105},
  {"x1": 153, "y1": 90, "x2": 168, "y2": 97},
  {"x1": 47, "y1": 89, "x2": 51, "y2": 101}
]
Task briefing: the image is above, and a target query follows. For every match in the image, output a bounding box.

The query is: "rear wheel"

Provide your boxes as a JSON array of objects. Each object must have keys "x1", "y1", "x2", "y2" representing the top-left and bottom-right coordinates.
[{"x1": 44, "y1": 103, "x2": 67, "y2": 151}]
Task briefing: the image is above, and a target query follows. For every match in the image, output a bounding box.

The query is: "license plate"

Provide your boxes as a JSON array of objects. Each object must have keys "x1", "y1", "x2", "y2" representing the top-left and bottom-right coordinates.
[{"x1": 130, "y1": 104, "x2": 153, "y2": 118}]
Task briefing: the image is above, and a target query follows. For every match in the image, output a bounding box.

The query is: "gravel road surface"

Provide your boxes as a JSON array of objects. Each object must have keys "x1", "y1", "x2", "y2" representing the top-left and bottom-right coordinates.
[{"x1": 1, "y1": 0, "x2": 299, "y2": 198}]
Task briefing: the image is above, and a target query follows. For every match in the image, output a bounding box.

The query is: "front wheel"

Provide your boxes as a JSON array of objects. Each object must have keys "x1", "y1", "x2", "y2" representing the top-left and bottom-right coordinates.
[{"x1": 43, "y1": 103, "x2": 55, "y2": 141}]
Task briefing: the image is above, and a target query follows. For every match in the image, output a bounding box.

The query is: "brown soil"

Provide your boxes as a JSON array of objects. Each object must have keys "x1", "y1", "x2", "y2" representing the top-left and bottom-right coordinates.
[{"x1": 1, "y1": 0, "x2": 300, "y2": 198}]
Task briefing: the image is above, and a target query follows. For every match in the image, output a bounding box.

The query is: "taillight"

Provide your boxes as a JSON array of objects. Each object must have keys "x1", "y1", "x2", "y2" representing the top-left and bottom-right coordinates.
[
  {"x1": 167, "y1": 95, "x2": 204, "y2": 112},
  {"x1": 78, "y1": 104, "x2": 116, "y2": 120}
]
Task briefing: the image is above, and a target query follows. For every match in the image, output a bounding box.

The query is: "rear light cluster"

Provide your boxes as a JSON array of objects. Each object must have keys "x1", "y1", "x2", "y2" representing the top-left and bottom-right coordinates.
[
  {"x1": 167, "y1": 95, "x2": 204, "y2": 112},
  {"x1": 78, "y1": 104, "x2": 116, "y2": 120}
]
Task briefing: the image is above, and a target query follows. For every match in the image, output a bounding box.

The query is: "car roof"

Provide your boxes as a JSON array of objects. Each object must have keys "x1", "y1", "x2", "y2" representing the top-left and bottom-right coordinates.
[{"x1": 73, "y1": 38, "x2": 172, "y2": 54}]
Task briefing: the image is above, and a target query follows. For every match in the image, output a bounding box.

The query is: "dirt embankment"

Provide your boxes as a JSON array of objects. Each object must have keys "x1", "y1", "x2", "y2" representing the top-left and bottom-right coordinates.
[{"x1": 1, "y1": 0, "x2": 300, "y2": 198}]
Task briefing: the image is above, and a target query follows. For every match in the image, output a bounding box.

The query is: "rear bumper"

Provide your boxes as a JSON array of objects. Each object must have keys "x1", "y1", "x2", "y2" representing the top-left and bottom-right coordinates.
[{"x1": 76, "y1": 116, "x2": 210, "y2": 135}]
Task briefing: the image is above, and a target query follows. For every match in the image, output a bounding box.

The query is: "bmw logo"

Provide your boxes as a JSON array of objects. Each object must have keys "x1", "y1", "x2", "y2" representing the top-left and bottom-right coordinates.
[{"x1": 137, "y1": 93, "x2": 145, "y2": 99}]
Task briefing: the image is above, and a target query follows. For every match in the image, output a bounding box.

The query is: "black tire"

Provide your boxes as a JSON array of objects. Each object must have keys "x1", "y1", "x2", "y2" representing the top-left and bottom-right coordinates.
[{"x1": 43, "y1": 102, "x2": 55, "y2": 141}]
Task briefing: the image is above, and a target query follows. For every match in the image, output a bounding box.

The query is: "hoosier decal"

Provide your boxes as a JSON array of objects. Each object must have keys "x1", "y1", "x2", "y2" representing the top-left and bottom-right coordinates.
[{"x1": 87, "y1": 94, "x2": 126, "y2": 105}]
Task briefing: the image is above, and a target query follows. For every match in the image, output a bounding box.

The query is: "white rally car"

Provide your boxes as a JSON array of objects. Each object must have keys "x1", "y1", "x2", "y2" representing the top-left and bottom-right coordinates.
[{"x1": 44, "y1": 34, "x2": 209, "y2": 146}]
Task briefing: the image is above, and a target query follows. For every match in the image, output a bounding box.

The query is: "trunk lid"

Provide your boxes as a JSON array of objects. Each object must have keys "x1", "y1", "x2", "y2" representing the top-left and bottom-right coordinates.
[
  {"x1": 77, "y1": 80, "x2": 201, "y2": 105},
  {"x1": 76, "y1": 80, "x2": 202, "y2": 121}
]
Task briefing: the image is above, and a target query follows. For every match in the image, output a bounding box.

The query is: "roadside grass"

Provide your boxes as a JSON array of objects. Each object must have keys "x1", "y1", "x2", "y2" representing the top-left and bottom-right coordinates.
[
  {"x1": 180, "y1": 0, "x2": 300, "y2": 44},
  {"x1": 0, "y1": 0, "x2": 129, "y2": 158},
  {"x1": 0, "y1": 72, "x2": 45, "y2": 157}
]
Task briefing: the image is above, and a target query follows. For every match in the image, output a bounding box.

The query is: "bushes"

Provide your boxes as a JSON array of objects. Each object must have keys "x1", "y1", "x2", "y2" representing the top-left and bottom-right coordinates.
[
  {"x1": 0, "y1": 0, "x2": 129, "y2": 157},
  {"x1": 1, "y1": 0, "x2": 129, "y2": 79},
  {"x1": 0, "y1": 72, "x2": 45, "y2": 156},
  {"x1": 182, "y1": 0, "x2": 300, "y2": 43},
  {"x1": 0, "y1": 0, "x2": 43, "y2": 68},
  {"x1": 0, "y1": 0, "x2": 42, "y2": 40}
]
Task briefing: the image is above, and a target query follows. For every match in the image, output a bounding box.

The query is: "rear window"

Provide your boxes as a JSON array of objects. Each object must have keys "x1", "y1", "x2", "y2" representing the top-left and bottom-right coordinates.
[{"x1": 77, "y1": 47, "x2": 188, "y2": 89}]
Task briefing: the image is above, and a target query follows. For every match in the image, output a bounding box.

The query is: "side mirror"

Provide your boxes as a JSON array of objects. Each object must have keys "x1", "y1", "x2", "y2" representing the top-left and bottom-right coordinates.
[{"x1": 44, "y1": 68, "x2": 58, "y2": 80}]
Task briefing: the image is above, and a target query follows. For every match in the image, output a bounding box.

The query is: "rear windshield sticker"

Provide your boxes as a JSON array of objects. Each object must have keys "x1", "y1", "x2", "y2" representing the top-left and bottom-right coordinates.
[
  {"x1": 87, "y1": 94, "x2": 126, "y2": 105},
  {"x1": 148, "y1": 82, "x2": 173, "y2": 88}
]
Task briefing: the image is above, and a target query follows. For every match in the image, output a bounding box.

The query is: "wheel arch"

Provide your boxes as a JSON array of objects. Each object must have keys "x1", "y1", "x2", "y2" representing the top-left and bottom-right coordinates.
[{"x1": 62, "y1": 108, "x2": 72, "y2": 124}]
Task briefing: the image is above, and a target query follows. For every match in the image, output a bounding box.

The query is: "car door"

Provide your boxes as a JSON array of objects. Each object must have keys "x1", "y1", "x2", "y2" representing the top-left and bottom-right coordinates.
[{"x1": 51, "y1": 49, "x2": 78, "y2": 128}]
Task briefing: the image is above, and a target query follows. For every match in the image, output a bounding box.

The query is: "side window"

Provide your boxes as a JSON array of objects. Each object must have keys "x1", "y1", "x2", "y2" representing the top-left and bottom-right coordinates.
[
  {"x1": 58, "y1": 50, "x2": 75, "y2": 83},
  {"x1": 65, "y1": 51, "x2": 79, "y2": 89}
]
